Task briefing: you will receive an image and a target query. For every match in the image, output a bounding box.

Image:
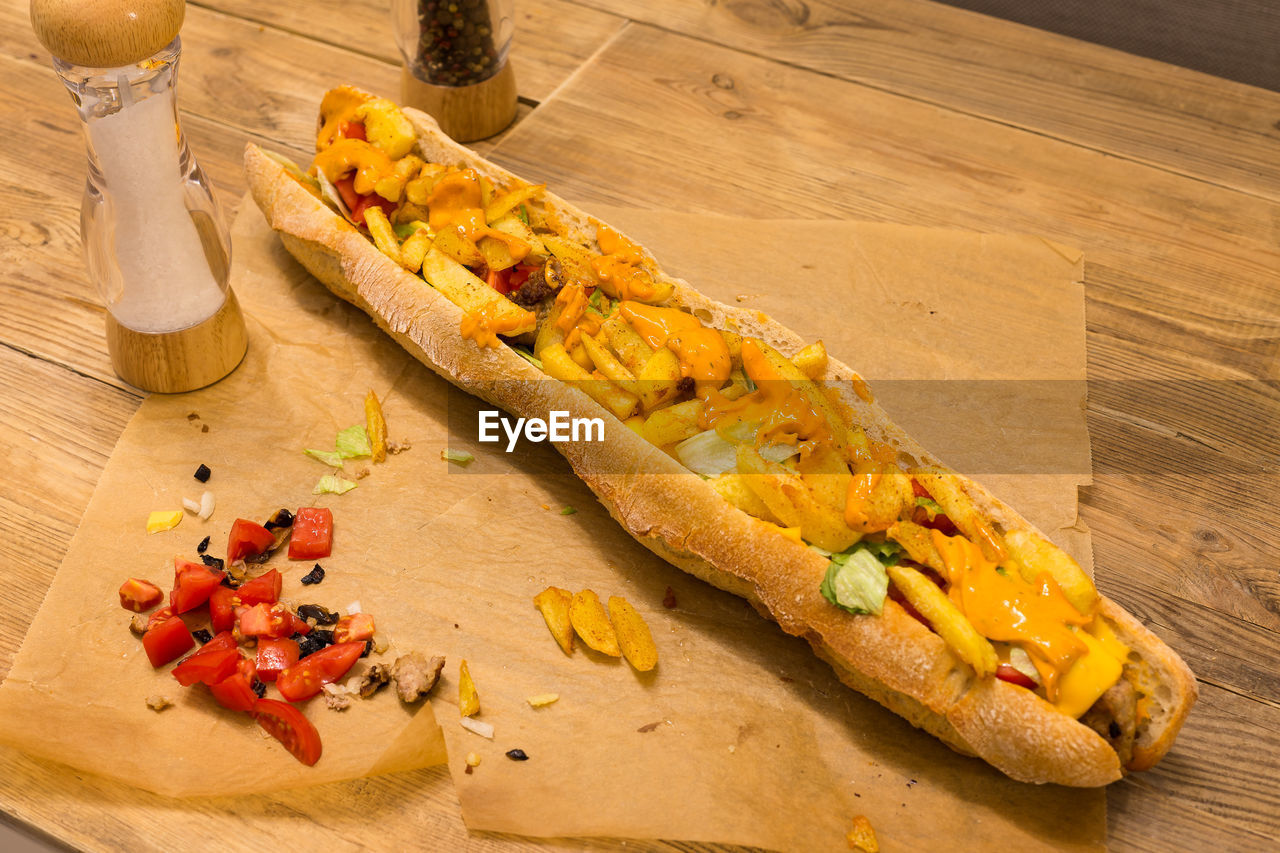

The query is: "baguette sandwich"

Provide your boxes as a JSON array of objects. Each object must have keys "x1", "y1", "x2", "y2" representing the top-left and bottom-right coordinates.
[{"x1": 244, "y1": 86, "x2": 1196, "y2": 786}]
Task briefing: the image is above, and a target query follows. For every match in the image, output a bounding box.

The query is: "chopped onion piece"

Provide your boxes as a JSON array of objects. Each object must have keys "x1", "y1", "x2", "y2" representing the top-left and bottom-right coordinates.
[
  {"x1": 460, "y1": 717, "x2": 494, "y2": 739},
  {"x1": 346, "y1": 601, "x2": 362, "y2": 615},
  {"x1": 198, "y1": 490, "x2": 215, "y2": 520},
  {"x1": 182, "y1": 497, "x2": 201, "y2": 514}
]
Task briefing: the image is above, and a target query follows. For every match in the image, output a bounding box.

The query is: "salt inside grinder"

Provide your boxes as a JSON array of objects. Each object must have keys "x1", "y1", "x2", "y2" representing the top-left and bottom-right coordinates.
[{"x1": 31, "y1": 0, "x2": 247, "y2": 392}]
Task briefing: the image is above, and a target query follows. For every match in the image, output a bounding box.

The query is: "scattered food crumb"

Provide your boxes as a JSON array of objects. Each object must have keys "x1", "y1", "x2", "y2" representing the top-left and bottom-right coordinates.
[
  {"x1": 505, "y1": 749, "x2": 529, "y2": 761},
  {"x1": 441, "y1": 448, "x2": 474, "y2": 465},
  {"x1": 387, "y1": 439, "x2": 411, "y2": 455},
  {"x1": 728, "y1": 744, "x2": 736, "y2": 753},
  {"x1": 197, "y1": 535, "x2": 210, "y2": 554},
  {"x1": 779, "y1": 675, "x2": 795, "y2": 683},
  {"x1": 192, "y1": 628, "x2": 213, "y2": 644},
  {"x1": 146, "y1": 510, "x2": 183, "y2": 534},
  {"x1": 460, "y1": 717, "x2": 494, "y2": 739},
  {"x1": 526, "y1": 693, "x2": 559, "y2": 708},
  {"x1": 145, "y1": 695, "x2": 173, "y2": 711},
  {"x1": 322, "y1": 682, "x2": 353, "y2": 711},
  {"x1": 201, "y1": 424, "x2": 209, "y2": 433},
  {"x1": 186, "y1": 412, "x2": 199, "y2": 421},
  {"x1": 636, "y1": 721, "x2": 663, "y2": 734},
  {"x1": 393, "y1": 653, "x2": 445, "y2": 703},
  {"x1": 129, "y1": 614, "x2": 148, "y2": 636},
  {"x1": 662, "y1": 586, "x2": 677, "y2": 609},
  {"x1": 300, "y1": 564, "x2": 325, "y2": 585},
  {"x1": 466, "y1": 751, "x2": 481, "y2": 768},
  {"x1": 354, "y1": 467, "x2": 371, "y2": 480},
  {"x1": 846, "y1": 816, "x2": 878, "y2": 852},
  {"x1": 357, "y1": 663, "x2": 393, "y2": 698},
  {"x1": 560, "y1": 506, "x2": 577, "y2": 515},
  {"x1": 194, "y1": 463, "x2": 211, "y2": 482},
  {"x1": 540, "y1": 504, "x2": 550, "y2": 511}
]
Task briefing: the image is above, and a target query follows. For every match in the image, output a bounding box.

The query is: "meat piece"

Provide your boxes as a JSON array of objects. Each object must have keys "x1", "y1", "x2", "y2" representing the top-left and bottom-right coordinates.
[
  {"x1": 322, "y1": 682, "x2": 352, "y2": 711},
  {"x1": 508, "y1": 258, "x2": 564, "y2": 307},
  {"x1": 129, "y1": 614, "x2": 149, "y2": 636},
  {"x1": 392, "y1": 652, "x2": 445, "y2": 703},
  {"x1": 1080, "y1": 677, "x2": 1138, "y2": 766},
  {"x1": 357, "y1": 663, "x2": 393, "y2": 698}
]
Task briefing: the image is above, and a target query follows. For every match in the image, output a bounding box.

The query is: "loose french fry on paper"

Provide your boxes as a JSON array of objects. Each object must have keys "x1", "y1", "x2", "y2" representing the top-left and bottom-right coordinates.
[
  {"x1": 608, "y1": 595, "x2": 658, "y2": 672},
  {"x1": 569, "y1": 590, "x2": 621, "y2": 657},
  {"x1": 458, "y1": 659, "x2": 480, "y2": 717},
  {"x1": 533, "y1": 586, "x2": 575, "y2": 655}
]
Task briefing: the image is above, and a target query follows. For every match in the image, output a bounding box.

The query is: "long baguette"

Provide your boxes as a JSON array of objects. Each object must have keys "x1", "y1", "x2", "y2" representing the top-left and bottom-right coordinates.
[{"x1": 243, "y1": 101, "x2": 1196, "y2": 786}]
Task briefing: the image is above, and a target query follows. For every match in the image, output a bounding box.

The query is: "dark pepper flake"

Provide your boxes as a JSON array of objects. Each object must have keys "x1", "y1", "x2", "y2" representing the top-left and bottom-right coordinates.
[
  {"x1": 193, "y1": 463, "x2": 211, "y2": 482},
  {"x1": 196, "y1": 535, "x2": 210, "y2": 554},
  {"x1": 252, "y1": 680, "x2": 267, "y2": 698},
  {"x1": 361, "y1": 639, "x2": 374, "y2": 658},
  {"x1": 219, "y1": 573, "x2": 241, "y2": 589},
  {"x1": 299, "y1": 564, "x2": 326, "y2": 586},
  {"x1": 505, "y1": 749, "x2": 529, "y2": 761},
  {"x1": 297, "y1": 604, "x2": 338, "y2": 625},
  {"x1": 662, "y1": 586, "x2": 677, "y2": 609},
  {"x1": 192, "y1": 628, "x2": 213, "y2": 644},
  {"x1": 201, "y1": 424, "x2": 209, "y2": 433},
  {"x1": 296, "y1": 629, "x2": 335, "y2": 659},
  {"x1": 264, "y1": 508, "x2": 294, "y2": 530},
  {"x1": 200, "y1": 554, "x2": 225, "y2": 572}
]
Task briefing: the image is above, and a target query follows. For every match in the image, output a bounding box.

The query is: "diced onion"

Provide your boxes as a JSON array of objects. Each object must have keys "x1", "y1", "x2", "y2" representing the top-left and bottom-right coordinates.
[
  {"x1": 346, "y1": 601, "x2": 362, "y2": 615},
  {"x1": 198, "y1": 490, "x2": 215, "y2": 521},
  {"x1": 182, "y1": 497, "x2": 201, "y2": 514},
  {"x1": 460, "y1": 717, "x2": 494, "y2": 739},
  {"x1": 1008, "y1": 646, "x2": 1041, "y2": 684}
]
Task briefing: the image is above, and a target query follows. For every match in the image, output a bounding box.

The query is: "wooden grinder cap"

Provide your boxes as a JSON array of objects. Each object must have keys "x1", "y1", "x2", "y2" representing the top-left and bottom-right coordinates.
[{"x1": 31, "y1": 0, "x2": 185, "y2": 68}]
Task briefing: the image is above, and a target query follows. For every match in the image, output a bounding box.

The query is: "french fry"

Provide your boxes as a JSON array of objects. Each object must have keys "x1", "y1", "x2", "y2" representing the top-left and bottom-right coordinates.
[
  {"x1": 540, "y1": 343, "x2": 639, "y2": 420},
  {"x1": 792, "y1": 340, "x2": 829, "y2": 379},
  {"x1": 719, "y1": 329, "x2": 743, "y2": 362},
  {"x1": 845, "y1": 463, "x2": 914, "y2": 533},
  {"x1": 569, "y1": 590, "x2": 621, "y2": 657},
  {"x1": 362, "y1": 206, "x2": 402, "y2": 267},
  {"x1": 639, "y1": 398, "x2": 704, "y2": 447},
  {"x1": 373, "y1": 154, "x2": 425, "y2": 202},
  {"x1": 535, "y1": 297, "x2": 567, "y2": 356},
  {"x1": 797, "y1": 444, "x2": 853, "y2": 515},
  {"x1": 485, "y1": 183, "x2": 545, "y2": 223},
  {"x1": 404, "y1": 163, "x2": 448, "y2": 205},
  {"x1": 432, "y1": 226, "x2": 485, "y2": 268},
  {"x1": 711, "y1": 473, "x2": 782, "y2": 525},
  {"x1": 570, "y1": 343, "x2": 594, "y2": 371},
  {"x1": 602, "y1": 314, "x2": 655, "y2": 373},
  {"x1": 398, "y1": 228, "x2": 433, "y2": 273},
  {"x1": 636, "y1": 347, "x2": 682, "y2": 411},
  {"x1": 541, "y1": 234, "x2": 592, "y2": 265},
  {"x1": 533, "y1": 586, "x2": 575, "y2": 655},
  {"x1": 749, "y1": 339, "x2": 849, "y2": 457},
  {"x1": 420, "y1": 248, "x2": 536, "y2": 335},
  {"x1": 1003, "y1": 529, "x2": 1098, "y2": 615},
  {"x1": 364, "y1": 390, "x2": 388, "y2": 464},
  {"x1": 719, "y1": 368, "x2": 753, "y2": 401},
  {"x1": 912, "y1": 469, "x2": 1009, "y2": 564},
  {"x1": 886, "y1": 562, "x2": 998, "y2": 677},
  {"x1": 885, "y1": 520, "x2": 947, "y2": 575},
  {"x1": 489, "y1": 213, "x2": 547, "y2": 259},
  {"x1": 581, "y1": 334, "x2": 637, "y2": 386},
  {"x1": 608, "y1": 596, "x2": 658, "y2": 672},
  {"x1": 476, "y1": 233, "x2": 527, "y2": 272},
  {"x1": 458, "y1": 659, "x2": 480, "y2": 717},
  {"x1": 737, "y1": 445, "x2": 860, "y2": 552}
]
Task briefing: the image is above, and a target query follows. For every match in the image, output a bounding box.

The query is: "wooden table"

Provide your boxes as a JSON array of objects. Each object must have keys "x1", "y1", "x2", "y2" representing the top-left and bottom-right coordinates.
[{"x1": 3, "y1": 1, "x2": 1278, "y2": 849}]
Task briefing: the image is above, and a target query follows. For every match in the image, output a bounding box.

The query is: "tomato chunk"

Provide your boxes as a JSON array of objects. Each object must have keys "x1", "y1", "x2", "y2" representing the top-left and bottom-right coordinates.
[
  {"x1": 227, "y1": 518, "x2": 276, "y2": 564},
  {"x1": 276, "y1": 642, "x2": 365, "y2": 702},
  {"x1": 333, "y1": 612, "x2": 375, "y2": 644},
  {"x1": 142, "y1": 617, "x2": 194, "y2": 667},
  {"x1": 172, "y1": 646, "x2": 240, "y2": 687},
  {"x1": 209, "y1": 657, "x2": 259, "y2": 712},
  {"x1": 288, "y1": 508, "x2": 333, "y2": 560},
  {"x1": 256, "y1": 637, "x2": 301, "y2": 683},
  {"x1": 995, "y1": 663, "x2": 1039, "y2": 690},
  {"x1": 147, "y1": 604, "x2": 176, "y2": 631},
  {"x1": 209, "y1": 586, "x2": 237, "y2": 633},
  {"x1": 194, "y1": 630, "x2": 238, "y2": 655},
  {"x1": 237, "y1": 569, "x2": 282, "y2": 605},
  {"x1": 238, "y1": 602, "x2": 308, "y2": 639},
  {"x1": 337, "y1": 120, "x2": 365, "y2": 141},
  {"x1": 253, "y1": 698, "x2": 322, "y2": 766},
  {"x1": 119, "y1": 578, "x2": 163, "y2": 612},
  {"x1": 170, "y1": 557, "x2": 225, "y2": 614}
]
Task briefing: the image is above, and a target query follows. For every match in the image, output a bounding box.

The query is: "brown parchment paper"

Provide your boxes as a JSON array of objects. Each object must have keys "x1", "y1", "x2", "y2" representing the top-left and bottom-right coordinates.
[{"x1": 0, "y1": 201, "x2": 1101, "y2": 851}]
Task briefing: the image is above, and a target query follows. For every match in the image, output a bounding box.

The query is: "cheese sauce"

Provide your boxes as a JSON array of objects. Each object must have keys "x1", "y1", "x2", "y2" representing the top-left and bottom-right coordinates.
[
  {"x1": 460, "y1": 301, "x2": 535, "y2": 349},
  {"x1": 312, "y1": 139, "x2": 392, "y2": 197},
  {"x1": 619, "y1": 302, "x2": 732, "y2": 386},
  {"x1": 701, "y1": 338, "x2": 830, "y2": 451},
  {"x1": 591, "y1": 225, "x2": 660, "y2": 301},
  {"x1": 424, "y1": 169, "x2": 530, "y2": 261}
]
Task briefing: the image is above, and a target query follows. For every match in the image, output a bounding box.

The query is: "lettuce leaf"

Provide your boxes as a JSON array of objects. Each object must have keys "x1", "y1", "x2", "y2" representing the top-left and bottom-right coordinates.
[
  {"x1": 336, "y1": 425, "x2": 372, "y2": 459},
  {"x1": 314, "y1": 474, "x2": 358, "y2": 495},
  {"x1": 819, "y1": 541, "x2": 901, "y2": 616},
  {"x1": 304, "y1": 448, "x2": 345, "y2": 468}
]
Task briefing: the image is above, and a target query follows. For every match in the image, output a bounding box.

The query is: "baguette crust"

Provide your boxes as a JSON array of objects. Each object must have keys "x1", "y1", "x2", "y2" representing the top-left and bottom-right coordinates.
[{"x1": 243, "y1": 111, "x2": 1195, "y2": 786}]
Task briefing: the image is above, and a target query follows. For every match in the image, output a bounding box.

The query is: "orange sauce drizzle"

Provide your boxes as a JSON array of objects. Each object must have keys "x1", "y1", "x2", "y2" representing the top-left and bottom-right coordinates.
[
  {"x1": 932, "y1": 529, "x2": 1091, "y2": 700},
  {"x1": 619, "y1": 302, "x2": 732, "y2": 386},
  {"x1": 460, "y1": 302, "x2": 534, "y2": 349},
  {"x1": 701, "y1": 338, "x2": 829, "y2": 452},
  {"x1": 312, "y1": 138, "x2": 392, "y2": 196},
  {"x1": 591, "y1": 225, "x2": 658, "y2": 301},
  {"x1": 844, "y1": 471, "x2": 882, "y2": 529},
  {"x1": 426, "y1": 169, "x2": 530, "y2": 261}
]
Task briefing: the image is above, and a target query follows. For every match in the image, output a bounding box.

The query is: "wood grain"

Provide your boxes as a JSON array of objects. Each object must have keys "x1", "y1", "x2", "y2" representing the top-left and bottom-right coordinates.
[{"x1": 572, "y1": 0, "x2": 1280, "y2": 200}]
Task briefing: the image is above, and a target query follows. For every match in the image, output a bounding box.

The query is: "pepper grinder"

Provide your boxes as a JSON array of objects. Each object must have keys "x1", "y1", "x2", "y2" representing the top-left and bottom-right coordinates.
[
  {"x1": 30, "y1": 0, "x2": 247, "y2": 393},
  {"x1": 392, "y1": 0, "x2": 518, "y2": 142}
]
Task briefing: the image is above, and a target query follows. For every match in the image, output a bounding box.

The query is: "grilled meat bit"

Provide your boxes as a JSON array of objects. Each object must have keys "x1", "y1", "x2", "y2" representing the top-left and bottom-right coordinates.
[
  {"x1": 1080, "y1": 677, "x2": 1138, "y2": 766},
  {"x1": 358, "y1": 663, "x2": 394, "y2": 698},
  {"x1": 392, "y1": 652, "x2": 445, "y2": 703},
  {"x1": 508, "y1": 258, "x2": 564, "y2": 307},
  {"x1": 129, "y1": 614, "x2": 149, "y2": 636}
]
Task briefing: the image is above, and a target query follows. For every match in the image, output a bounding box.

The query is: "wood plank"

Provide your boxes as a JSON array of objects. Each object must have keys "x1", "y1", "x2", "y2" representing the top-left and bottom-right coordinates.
[
  {"x1": 571, "y1": 0, "x2": 1280, "y2": 199},
  {"x1": 189, "y1": 0, "x2": 625, "y2": 104}
]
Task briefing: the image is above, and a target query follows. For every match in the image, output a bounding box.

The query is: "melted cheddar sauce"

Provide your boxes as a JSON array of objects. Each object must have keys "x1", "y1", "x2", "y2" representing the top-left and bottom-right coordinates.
[
  {"x1": 592, "y1": 225, "x2": 659, "y2": 301},
  {"x1": 460, "y1": 301, "x2": 535, "y2": 349},
  {"x1": 620, "y1": 302, "x2": 732, "y2": 386},
  {"x1": 700, "y1": 339, "x2": 829, "y2": 452}
]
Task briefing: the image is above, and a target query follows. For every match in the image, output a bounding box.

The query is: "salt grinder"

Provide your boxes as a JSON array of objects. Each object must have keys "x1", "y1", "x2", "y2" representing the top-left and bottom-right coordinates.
[
  {"x1": 393, "y1": 0, "x2": 518, "y2": 142},
  {"x1": 30, "y1": 0, "x2": 247, "y2": 393}
]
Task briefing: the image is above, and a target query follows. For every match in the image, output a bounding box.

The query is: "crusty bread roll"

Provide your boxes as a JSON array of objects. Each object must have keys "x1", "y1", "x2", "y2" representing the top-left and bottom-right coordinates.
[{"x1": 243, "y1": 106, "x2": 1196, "y2": 786}]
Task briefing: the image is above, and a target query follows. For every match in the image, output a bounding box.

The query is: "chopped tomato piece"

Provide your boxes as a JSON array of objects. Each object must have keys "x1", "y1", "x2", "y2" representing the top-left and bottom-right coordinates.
[
  {"x1": 276, "y1": 641, "x2": 365, "y2": 702},
  {"x1": 337, "y1": 120, "x2": 365, "y2": 141},
  {"x1": 911, "y1": 505, "x2": 958, "y2": 536},
  {"x1": 237, "y1": 569, "x2": 282, "y2": 605},
  {"x1": 147, "y1": 604, "x2": 176, "y2": 632},
  {"x1": 486, "y1": 267, "x2": 513, "y2": 295},
  {"x1": 910, "y1": 479, "x2": 931, "y2": 499},
  {"x1": 142, "y1": 616, "x2": 194, "y2": 667},
  {"x1": 996, "y1": 663, "x2": 1039, "y2": 690},
  {"x1": 288, "y1": 508, "x2": 333, "y2": 560},
  {"x1": 209, "y1": 657, "x2": 259, "y2": 712},
  {"x1": 209, "y1": 586, "x2": 237, "y2": 632},
  {"x1": 192, "y1": 630, "x2": 238, "y2": 656},
  {"x1": 334, "y1": 175, "x2": 397, "y2": 225},
  {"x1": 227, "y1": 518, "x2": 276, "y2": 564},
  {"x1": 119, "y1": 578, "x2": 163, "y2": 612},
  {"x1": 333, "y1": 612, "x2": 375, "y2": 644},
  {"x1": 256, "y1": 637, "x2": 301, "y2": 683},
  {"x1": 334, "y1": 174, "x2": 361, "y2": 211},
  {"x1": 253, "y1": 699, "x2": 322, "y2": 766},
  {"x1": 171, "y1": 646, "x2": 240, "y2": 687},
  {"x1": 170, "y1": 557, "x2": 225, "y2": 613},
  {"x1": 238, "y1": 602, "x2": 300, "y2": 639}
]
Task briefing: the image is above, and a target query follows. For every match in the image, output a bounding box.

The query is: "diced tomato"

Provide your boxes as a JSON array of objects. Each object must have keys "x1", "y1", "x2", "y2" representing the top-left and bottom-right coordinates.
[
  {"x1": 333, "y1": 175, "x2": 397, "y2": 225},
  {"x1": 253, "y1": 699, "x2": 323, "y2": 766},
  {"x1": 238, "y1": 602, "x2": 297, "y2": 639},
  {"x1": 193, "y1": 630, "x2": 238, "y2": 656},
  {"x1": 227, "y1": 518, "x2": 276, "y2": 564},
  {"x1": 208, "y1": 657, "x2": 259, "y2": 712},
  {"x1": 237, "y1": 569, "x2": 282, "y2": 605},
  {"x1": 142, "y1": 617, "x2": 194, "y2": 667},
  {"x1": 912, "y1": 505, "x2": 958, "y2": 536},
  {"x1": 147, "y1": 604, "x2": 176, "y2": 631},
  {"x1": 333, "y1": 612, "x2": 375, "y2": 644},
  {"x1": 995, "y1": 663, "x2": 1039, "y2": 690},
  {"x1": 170, "y1": 557, "x2": 225, "y2": 614},
  {"x1": 486, "y1": 267, "x2": 513, "y2": 295},
  {"x1": 256, "y1": 637, "x2": 301, "y2": 683},
  {"x1": 508, "y1": 263, "x2": 536, "y2": 291},
  {"x1": 288, "y1": 508, "x2": 333, "y2": 560},
  {"x1": 276, "y1": 642, "x2": 365, "y2": 702},
  {"x1": 209, "y1": 586, "x2": 237, "y2": 632},
  {"x1": 910, "y1": 479, "x2": 931, "y2": 499},
  {"x1": 119, "y1": 578, "x2": 163, "y2": 612},
  {"x1": 337, "y1": 120, "x2": 366, "y2": 141},
  {"x1": 171, "y1": 646, "x2": 240, "y2": 687},
  {"x1": 334, "y1": 175, "x2": 361, "y2": 211}
]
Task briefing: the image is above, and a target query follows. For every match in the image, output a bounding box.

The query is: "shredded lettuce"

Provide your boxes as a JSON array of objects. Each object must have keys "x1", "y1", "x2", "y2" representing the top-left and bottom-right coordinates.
[
  {"x1": 442, "y1": 448, "x2": 475, "y2": 465},
  {"x1": 336, "y1": 425, "x2": 372, "y2": 459},
  {"x1": 304, "y1": 448, "x2": 345, "y2": 468},
  {"x1": 560, "y1": 506, "x2": 577, "y2": 515},
  {"x1": 674, "y1": 428, "x2": 798, "y2": 477},
  {"x1": 393, "y1": 221, "x2": 430, "y2": 239},
  {"x1": 819, "y1": 541, "x2": 901, "y2": 616},
  {"x1": 914, "y1": 496, "x2": 943, "y2": 514},
  {"x1": 517, "y1": 204, "x2": 530, "y2": 225},
  {"x1": 512, "y1": 346, "x2": 543, "y2": 370},
  {"x1": 314, "y1": 474, "x2": 358, "y2": 495}
]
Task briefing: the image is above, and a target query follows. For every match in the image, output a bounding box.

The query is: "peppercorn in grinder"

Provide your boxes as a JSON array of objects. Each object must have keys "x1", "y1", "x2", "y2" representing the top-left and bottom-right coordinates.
[{"x1": 30, "y1": 0, "x2": 247, "y2": 393}]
